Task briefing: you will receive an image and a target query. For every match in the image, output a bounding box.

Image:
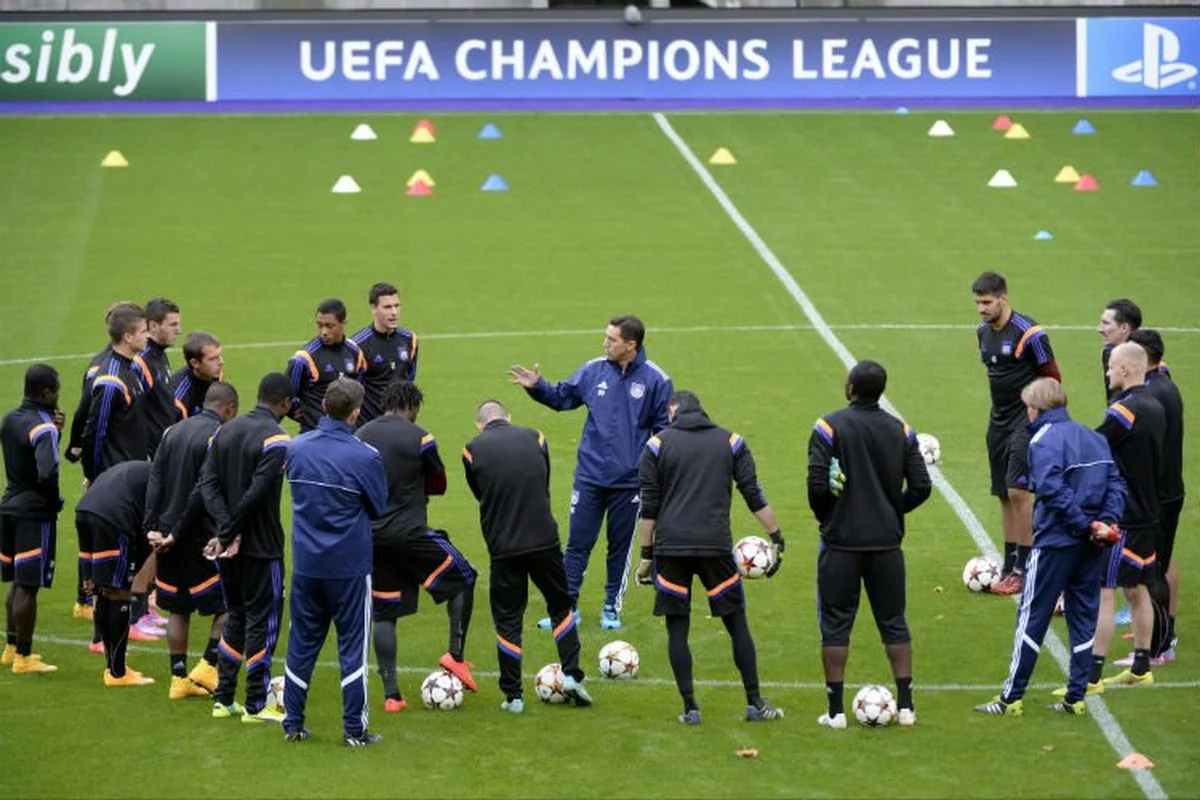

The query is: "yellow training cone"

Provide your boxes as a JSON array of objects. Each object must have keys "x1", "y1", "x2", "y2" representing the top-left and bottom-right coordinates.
[
  {"x1": 406, "y1": 169, "x2": 435, "y2": 187},
  {"x1": 101, "y1": 150, "x2": 129, "y2": 167},
  {"x1": 1004, "y1": 123, "x2": 1031, "y2": 140},
  {"x1": 1054, "y1": 165, "x2": 1081, "y2": 184},
  {"x1": 410, "y1": 127, "x2": 435, "y2": 144},
  {"x1": 708, "y1": 147, "x2": 737, "y2": 165}
]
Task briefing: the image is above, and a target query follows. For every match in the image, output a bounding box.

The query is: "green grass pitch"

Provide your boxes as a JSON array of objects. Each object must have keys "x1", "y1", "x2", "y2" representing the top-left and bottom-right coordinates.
[{"x1": 0, "y1": 109, "x2": 1197, "y2": 798}]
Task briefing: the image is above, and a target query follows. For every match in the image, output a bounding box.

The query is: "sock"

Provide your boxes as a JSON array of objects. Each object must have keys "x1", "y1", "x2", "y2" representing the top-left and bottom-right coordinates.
[
  {"x1": 100, "y1": 598, "x2": 131, "y2": 678},
  {"x1": 1003, "y1": 542, "x2": 1017, "y2": 574},
  {"x1": 373, "y1": 621, "x2": 400, "y2": 699},
  {"x1": 1089, "y1": 655, "x2": 1106, "y2": 684},
  {"x1": 16, "y1": 638, "x2": 32, "y2": 657},
  {"x1": 203, "y1": 637, "x2": 219, "y2": 666},
  {"x1": 170, "y1": 652, "x2": 188, "y2": 678},
  {"x1": 446, "y1": 587, "x2": 474, "y2": 663},
  {"x1": 1132, "y1": 648, "x2": 1150, "y2": 676},
  {"x1": 132, "y1": 592, "x2": 149, "y2": 623},
  {"x1": 895, "y1": 676, "x2": 914, "y2": 711},
  {"x1": 665, "y1": 615, "x2": 695, "y2": 710},
  {"x1": 1167, "y1": 614, "x2": 1176, "y2": 646},
  {"x1": 826, "y1": 681, "x2": 845, "y2": 716},
  {"x1": 680, "y1": 690, "x2": 697, "y2": 712},
  {"x1": 722, "y1": 611, "x2": 762, "y2": 707},
  {"x1": 1016, "y1": 546, "x2": 1029, "y2": 575},
  {"x1": 5, "y1": 631, "x2": 15, "y2": 646},
  {"x1": 92, "y1": 614, "x2": 102, "y2": 645}
]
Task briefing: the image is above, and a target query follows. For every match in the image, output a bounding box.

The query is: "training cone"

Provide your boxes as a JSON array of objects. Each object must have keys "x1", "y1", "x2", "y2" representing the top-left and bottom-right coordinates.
[
  {"x1": 991, "y1": 115, "x2": 1013, "y2": 131},
  {"x1": 406, "y1": 169, "x2": 435, "y2": 188},
  {"x1": 1073, "y1": 119, "x2": 1096, "y2": 135},
  {"x1": 708, "y1": 147, "x2": 737, "y2": 165},
  {"x1": 350, "y1": 123, "x2": 377, "y2": 141},
  {"x1": 414, "y1": 119, "x2": 436, "y2": 135},
  {"x1": 406, "y1": 180, "x2": 433, "y2": 196},
  {"x1": 477, "y1": 123, "x2": 503, "y2": 139},
  {"x1": 1117, "y1": 753, "x2": 1155, "y2": 770},
  {"x1": 1055, "y1": 165, "x2": 1082, "y2": 184},
  {"x1": 1074, "y1": 174, "x2": 1100, "y2": 192},
  {"x1": 410, "y1": 128, "x2": 436, "y2": 144},
  {"x1": 331, "y1": 175, "x2": 361, "y2": 194},
  {"x1": 1131, "y1": 169, "x2": 1158, "y2": 187},
  {"x1": 101, "y1": 150, "x2": 129, "y2": 168},
  {"x1": 927, "y1": 120, "x2": 955, "y2": 137},
  {"x1": 1004, "y1": 123, "x2": 1031, "y2": 140},
  {"x1": 480, "y1": 174, "x2": 509, "y2": 192},
  {"x1": 1034, "y1": 230, "x2": 1053, "y2": 241},
  {"x1": 988, "y1": 169, "x2": 1017, "y2": 188},
  {"x1": 895, "y1": 106, "x2": 910, "y2": 115}
]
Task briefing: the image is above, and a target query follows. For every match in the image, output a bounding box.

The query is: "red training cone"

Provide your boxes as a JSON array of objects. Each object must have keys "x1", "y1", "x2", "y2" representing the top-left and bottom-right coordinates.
[
  {"x1": 991, "y1": 115, "x2": 1013, "y2": 131},
  {"x1": 406, "y1": 180, "x2": 433, "y2": 196},
  {"x1": 1074, "y1": 174, "x2": 1100, "y2": 192}
]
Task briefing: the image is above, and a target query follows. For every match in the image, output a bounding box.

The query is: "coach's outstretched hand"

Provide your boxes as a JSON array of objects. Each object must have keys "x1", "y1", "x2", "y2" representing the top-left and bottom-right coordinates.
[
  {"x1": 766, "y1": 530, "x2": 785, "y2": 577},
  {"x1": 508, "y1": 364, "x2": 541, "y2": 388}
]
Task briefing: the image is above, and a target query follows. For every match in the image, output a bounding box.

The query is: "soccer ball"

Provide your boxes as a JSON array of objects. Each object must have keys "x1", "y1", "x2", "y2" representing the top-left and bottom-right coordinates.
[
  {"x1": 962, "y1": 555, "x2": 1001, "y2": 593},
  {"x1": 535, "y1": 663, "x2": 568, "y2": 704},
  {"x1": 598, "y1": 640, "x2": 640, "y2": 680},
  {"x1": 733, "y1": 535, "x2": 776, "y2": 579},
  {"x1": 267, "y1": 675, "x2": 285, "y2": 712},
  {"x1": 420, "y1": 669, "x2": 464, "y2": 711},
  {"x1": 916, "y1": 433, "x2": 941, "y2": 465},
  {"x1": 852, "y1": 684, "x2": 897, "y2": 727}
]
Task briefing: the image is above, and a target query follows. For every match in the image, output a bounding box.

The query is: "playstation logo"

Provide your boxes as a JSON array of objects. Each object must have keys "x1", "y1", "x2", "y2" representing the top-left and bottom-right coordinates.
[{"x1": 1112, "y1": 23, "x2": 1198, "y2": 90}]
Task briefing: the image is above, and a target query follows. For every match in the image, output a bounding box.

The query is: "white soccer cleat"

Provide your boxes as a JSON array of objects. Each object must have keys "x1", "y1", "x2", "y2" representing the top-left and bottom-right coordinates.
[
  {"x1": 818, "y1": 712, "x2": 847, "y2": 729},
  {"x1": 897, "y1": 708, "x2": 916, "y2": 727}
]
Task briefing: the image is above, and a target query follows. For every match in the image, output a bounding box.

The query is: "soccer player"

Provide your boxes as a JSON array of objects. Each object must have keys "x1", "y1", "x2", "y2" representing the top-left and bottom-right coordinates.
[
  {"x1": 975, "y1": 378, "x2": 1126, "y2": 717},
  {"x1": 141, "y1": 297, "x2": 183, "y2": 455},
  {"x1": 144, "y1": 382, "x2": 239, "y2": 700},
  {"x1": 1, "y1": 365, "x2": 63, "y2": 674},
  {"x1": 75, "y1": 460, "x2": 156, "y2": 686},
  {"x1": 352, "y1": 282, "x2": 419, "y2": 425},
  {"x1": 1128, "y1": 329, "x2": 1184, "y2": 661},
  {"x1": 81, "y1": 304, "x2": 150, "y2": 484},
  {"x1": 282, "y1": 379, "x2": 388, "y2": 746},
  {"x1": 356, "y1": 381, "x2": 478, "y2": 710},
  {"x1": 199, "y1": 373, "x2": 293, "y2": 723},
  {"x1": 463, "y1": 399, "x2": 593, "y2": 713},
  {"x1": 807, "y1": 362, "x2": 931, "y2": 728},
  {"x1": 172, "y1": 332, "x2": 225, "y2": 421},
  {"x1": 972, "y1": 272, "x2": 1061, "y2": 595},
  {"x1": 637, "y1": 390, "x2": 784, "y2": 724},
  {"x1": 286, "y1": 298, "x2": 366, "y2": 433},
  {"x1": 1098, "y1": 299, "x2": 1142, "y2": 403},
  {"x1": 509, "y1": 315, "x2": 672, "y2": 630},
  {"x1": 1091, "y1": 342, "x2": 1167, "y2": 688}
]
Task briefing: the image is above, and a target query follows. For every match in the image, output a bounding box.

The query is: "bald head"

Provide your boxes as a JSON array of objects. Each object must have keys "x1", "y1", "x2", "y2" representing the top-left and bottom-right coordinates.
[
  {"x1": 1107, "y1": 341, "x2": 1149, "y2": 393},
  {"x1": 475, "y1": 399, "x2": 511, "y2": 430}
]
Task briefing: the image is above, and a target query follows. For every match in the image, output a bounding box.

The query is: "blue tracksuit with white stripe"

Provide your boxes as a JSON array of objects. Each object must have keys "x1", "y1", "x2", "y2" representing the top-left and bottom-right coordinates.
[
  {"x1": 282, "y1": 417, "x2": 387, "y2": 738},
  {"x1": 1000, "y1": 407, "x2": 1126, "y2": 704},
  {"x1": 524, "y1": 348, "x2": 672, "y2": 611}
]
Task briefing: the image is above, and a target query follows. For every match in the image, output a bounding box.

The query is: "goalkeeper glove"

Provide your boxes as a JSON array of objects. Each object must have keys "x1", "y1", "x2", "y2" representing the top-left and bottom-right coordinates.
[
  {"x1": 636, "y1": 545, "x2": 654, "y2": 585},
  {"x1": 766, "y1": 530, "x2": 785, "y2": 578},
  {"x1": 829, "y1": 457, "x2": 847, "y2": 497}
]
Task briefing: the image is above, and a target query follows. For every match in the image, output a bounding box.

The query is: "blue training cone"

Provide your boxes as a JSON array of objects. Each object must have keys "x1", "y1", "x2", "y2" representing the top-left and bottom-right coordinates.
[
  {"x1": 1034, "y1": 230, "x2": 1053, "y2": 241},
  {"x1": 1131, "y1": 170, "x2": 1158, "y2": 187},
  {"x1": 481, "y1": 174, "x2": 508, "y2": 192},
  {"x1": 478, "y1": 123, "x2": 503, "y2": 140},
  {"x1": 1073, "y1": 118, "x2": 1096, "y2": 135},
  {"x1": 895, "y1": 106, "x2": 910, "y2": 115}
]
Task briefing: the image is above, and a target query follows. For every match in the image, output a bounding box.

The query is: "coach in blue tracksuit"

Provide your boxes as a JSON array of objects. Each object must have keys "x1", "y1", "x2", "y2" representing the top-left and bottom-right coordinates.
[
  {"x1": 509, "y1": 315, "x2": 672, "y2": 630},
  {"x1": 976, "y1": 378, "x2": 1126, "y2": 717},
  {"x1": 281, "y1": 378, "x2": 388, "y2": 746}
]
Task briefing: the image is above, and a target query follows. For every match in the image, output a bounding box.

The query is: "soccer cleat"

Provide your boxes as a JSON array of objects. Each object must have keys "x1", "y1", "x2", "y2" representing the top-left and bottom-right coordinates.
[
  {"x1": 128, "y1": 623, "x2": 161, "y2": 642},
  {"x1": 438, "y1": 652, "x2": 479, "y2": 693},
  {"x1": 678, "y1": 709, "x2": 701, "y2": 725},
  {"x1": 746, "y1": 701, "x2": 784, "y2": 722},
  {"x1": 1102, "y1": 669, "x2": 1153, "y2": 687},
  {"x1": 974, "y1": 696, "x2": 1023, "y2": 715},
  {"x1": 242, "y1": 706, "x2": 285, "y2": 724},
  {"x1": 384, "y1": 696, "x2": 407, "y2": 713},
  {"x1": 0, "y1": 644, "x2": 15, "y2": 666},
  {"x1": 73, "y1": 602, "x2": 94, "y2": 621},
  {"x1": 1046, "y1": 700, "x2": 1087, "y2": 715},
  {"x1": 136, "y1": 615, "x2": 166, "y2": 635},
  {"x1": 12, "y1": 654, "x2": 59, "y2": 674},
  {"x1": 284, "y1": 728, "x2": 311, "y2": 743},
  {"x1": 536, "y1": 617, "x2": 552, "y2": 630},
  {"x1": 188, "y1": 661, "x2": 218, "y2": 693},
  {"x1": 344, "y1": 731, "x2": 383, "y2": 747},
  {"x1": 817, "y1": 712, "x2": 847, "y2": 729},
  {"x1": 897, "y1": 708, "x2": 917, "y2": 727},
  {"x1": 1052, "y1": 681, "x2": 1103, "y2": 697},
  {"x1": 561, "y1": 675, "x2": 593, "y2": 707},
  {"x1": 169, "y1": 675, "x2": 210, "y2": 699},
  {"x1": 500, "y1": 697, "x2": 525, "y2": 714},
  {"x1": 212, "y1": 701, "x2": 246, "y2": 719},
  {"x1": 1114, "y1": 652, "x2": 1170, "y2": 668},
  {"x1": 1157, "y1": 647, "x2": 1176, "y2": 664},
  {"x1": 600, "y1": 605, "x2": 622, "y2": 630},
  {"x1": 988, "y1": 572, "x2": 1024, "y2": 596},
  {"x1": 104, "y1": 668, "x2": 154, "y2": 687},
  {"x1": 145, "y1": 610, "x2": 168, "y2": 627}
]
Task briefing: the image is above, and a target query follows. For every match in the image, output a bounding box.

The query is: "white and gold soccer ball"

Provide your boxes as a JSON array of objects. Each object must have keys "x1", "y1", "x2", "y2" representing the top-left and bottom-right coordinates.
[
  {"x1": 267, "y1": 675, "x2": 286, "y2": 712},
  {"x1": 535, "y1": 663, "x2": 568, "y2": 704},
  {"x1": 598, "y1": 640, "x2": 640, "y2": 680},
  {"x1": 420, "y1": 669, "x2": 464, "y2": 711},
  {"x1": 853, "y1": 684, "x2": 897, "y2": 727},
  {"x1": 916, "y1": 432, "x2": 941, "y2": 465},
  {"x1": 962, "y1": 556, "x2": 1002, "y2": 593},
  {"x1": 733, "y1": 535, "x2": 776, "y2": 579}
]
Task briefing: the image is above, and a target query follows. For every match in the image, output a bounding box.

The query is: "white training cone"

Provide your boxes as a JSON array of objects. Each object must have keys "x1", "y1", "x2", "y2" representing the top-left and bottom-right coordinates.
[
  {"x1": 350, "y1": 124, "x2": 377, "y2": 141},
  {"x1": 927, "y1": 120, "x2": 955, "y2": 138},
  {"x1": 332, "y1": 175, "x2": 362, "y2": 193},
  {"x1": 987, "y1": 169, "x2": 1017, "y2": 188}
]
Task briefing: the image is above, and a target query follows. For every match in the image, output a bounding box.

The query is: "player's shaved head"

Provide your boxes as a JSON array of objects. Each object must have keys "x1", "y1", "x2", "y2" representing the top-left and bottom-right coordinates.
[
  {"x1": 1107, "y1": 341, "x2": 1149, "y2": 393},
  {"x1": 847, "y1": 360, "x2": 888, "y2": 404},
  {"x1": 24, "y1": 364, "x2": 60, "y2": 402},
  {"x1": 257, "y1": 373, "x2": 293, "y2": 406},
  {"x1": 1111, "y1": 341, "x2": 1148, "y2": 374},
  {"x1": 476, "y1": 399, "x2": 510, "y2": 427},
  {"x1": 203, "y1": 381, "x2": 239, "y2": 410},
  {"x1": 1021, "y1": 377, "x2": 1066, "y2": 412}
]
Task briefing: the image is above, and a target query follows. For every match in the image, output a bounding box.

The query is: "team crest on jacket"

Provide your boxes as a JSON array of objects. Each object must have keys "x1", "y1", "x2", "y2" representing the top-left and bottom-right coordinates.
[
  {"x1": 629, "y1": 382, "x2": 645, "y2": 399},
  {"x1": 398, "y1": 348, "x2": 409, "y2": 361},
  {"x1": 344, "y1": 359, "x2": 356, "y2": 372},
  {"x1": 1001, "y1": 341, "x2": 1012, "y2": 356}
]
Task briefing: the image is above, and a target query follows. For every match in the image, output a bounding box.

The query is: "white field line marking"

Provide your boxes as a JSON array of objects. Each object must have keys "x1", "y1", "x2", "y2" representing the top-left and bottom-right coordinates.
[
  {"x1": 653, "y1": 111, "x2": 1168, "y2": 800},
  {"x1": 2, "y1": 322, "x2": 1197, "y2": 368},
  {"x1": 31, "y1": 636, "x2": 1200, "y2": 693}
]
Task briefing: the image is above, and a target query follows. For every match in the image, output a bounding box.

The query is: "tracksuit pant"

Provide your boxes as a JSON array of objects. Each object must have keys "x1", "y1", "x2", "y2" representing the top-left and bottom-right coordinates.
[
  {"x1": 565, "y1": 482, "x2": 640, "y2": 611},
  {"x1": 283, "y1": 573, "x2": 371, "y2": 738},
  {"x1": 215, "y1": 556, "x2": 284, "y2": 714},
  {"x1": 1001, "y1": 543, "x2": 1103, "y2": 704}
]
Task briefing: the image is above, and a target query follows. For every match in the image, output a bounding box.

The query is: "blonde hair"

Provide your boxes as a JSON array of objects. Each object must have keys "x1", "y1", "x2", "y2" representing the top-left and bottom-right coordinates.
[{"x1": 1021, "y1": 377, "x2": 1066, "y2": 412}]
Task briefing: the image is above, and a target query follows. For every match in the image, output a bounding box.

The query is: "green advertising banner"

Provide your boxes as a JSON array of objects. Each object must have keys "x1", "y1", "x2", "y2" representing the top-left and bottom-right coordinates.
[{"x1": 0, "y1": 22, "x2": 207, "y2": 101}]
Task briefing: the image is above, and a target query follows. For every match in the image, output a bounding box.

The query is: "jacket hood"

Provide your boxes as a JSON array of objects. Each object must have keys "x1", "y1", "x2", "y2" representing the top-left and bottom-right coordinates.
[{"x1": 671, "y1": 408, "x2": 717, "y2": 431}]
